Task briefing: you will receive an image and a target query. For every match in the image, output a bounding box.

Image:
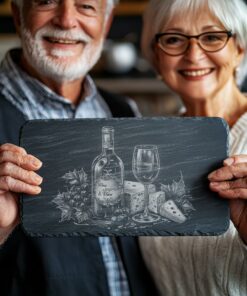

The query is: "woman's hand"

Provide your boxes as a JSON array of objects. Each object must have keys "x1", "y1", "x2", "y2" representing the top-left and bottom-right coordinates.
[
  {"x1": 208, "y1": 155, "x2": 247, "y2": 244},
  {"x1": 0, "y1": 143, "x2": 42, "y2": 242}
]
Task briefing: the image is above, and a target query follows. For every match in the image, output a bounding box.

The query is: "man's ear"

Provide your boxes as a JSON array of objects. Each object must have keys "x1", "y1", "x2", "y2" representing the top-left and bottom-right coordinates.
[
  {"x1": 11, "y1": 2, "x2": 22, "y2": 36},
  {"x1": 103, "y1": 10, "x2": 114, "y2": 38}
]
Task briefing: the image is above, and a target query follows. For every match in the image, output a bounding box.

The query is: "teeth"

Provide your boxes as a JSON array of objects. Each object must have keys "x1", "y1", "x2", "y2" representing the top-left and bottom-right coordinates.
[
  {"x1": 48, "y1": 38, "x2": 78, "y2": 44},
  {"x1": 182, "y1": 69, "x2": 211, "y2": 77}
]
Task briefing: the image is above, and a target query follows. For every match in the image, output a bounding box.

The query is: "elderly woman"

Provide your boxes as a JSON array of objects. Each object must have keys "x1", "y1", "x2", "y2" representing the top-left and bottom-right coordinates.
[{"x1": 140, "y1": 0, "x2": 247, "y2": 295}]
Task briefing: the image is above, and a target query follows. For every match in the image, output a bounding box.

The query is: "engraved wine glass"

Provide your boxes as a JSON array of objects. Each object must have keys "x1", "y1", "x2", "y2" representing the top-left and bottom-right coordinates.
[{"x1": 132, "y1": 145, "x2": 160, "y2": 223}]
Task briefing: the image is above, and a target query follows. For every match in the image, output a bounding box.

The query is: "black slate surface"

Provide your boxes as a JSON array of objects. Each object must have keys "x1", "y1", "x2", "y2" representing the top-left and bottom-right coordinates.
[{"x1": 20, "y1": 117, "x2": 229, "y2": 237}]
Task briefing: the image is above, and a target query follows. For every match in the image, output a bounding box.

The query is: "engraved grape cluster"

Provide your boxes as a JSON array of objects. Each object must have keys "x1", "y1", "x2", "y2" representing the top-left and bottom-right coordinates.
[{"x1": 52, "y1": 168, "x2": 91, "y2": 223}]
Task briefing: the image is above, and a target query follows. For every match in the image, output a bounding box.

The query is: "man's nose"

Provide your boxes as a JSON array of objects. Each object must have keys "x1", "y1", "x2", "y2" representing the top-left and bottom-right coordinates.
[
  {"x1": 184, "y1": 39, "x2": 206, "y2": 61},
  {"x1": 52, "y1": 2, "x2": 78, "y2": 29}
]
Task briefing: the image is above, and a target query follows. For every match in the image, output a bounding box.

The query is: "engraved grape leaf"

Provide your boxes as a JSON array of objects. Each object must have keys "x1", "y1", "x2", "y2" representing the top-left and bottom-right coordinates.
[
  {"x1": 181, "y1": 200, "x2": 196, "y2": 213},
  {"x1": 160, "y1": 171, "x2": 195, "y2": 215},
  {"x1": 59, "y1": 205, "x2": 73, "y2": 222},
  {"x1": 52, "y1": 191, "x2": 74, "y2": 221},
  {"x1": 52, "y1": 192, "x2": 66, "y2": 205},
  {"x1": 74, "y1": 209, "x2": 90, "y2": 223},
  {"x1": 62, "y1": 168, "x2": 88, "y2": 188}
]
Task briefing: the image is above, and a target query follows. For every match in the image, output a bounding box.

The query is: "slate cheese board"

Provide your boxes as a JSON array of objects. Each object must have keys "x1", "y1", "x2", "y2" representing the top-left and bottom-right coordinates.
[{"x1": 20, "y1": 117, "x2": 229, "y2": 237}]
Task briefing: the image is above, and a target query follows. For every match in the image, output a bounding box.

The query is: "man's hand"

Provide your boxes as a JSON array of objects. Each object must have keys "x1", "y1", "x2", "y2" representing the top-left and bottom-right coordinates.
[
  {"x1": 0, "y1": 143, "x2": 42, "y2": 236},
  {"x1": 208, "y1": 155, "x2": 247, "y2": 244}
]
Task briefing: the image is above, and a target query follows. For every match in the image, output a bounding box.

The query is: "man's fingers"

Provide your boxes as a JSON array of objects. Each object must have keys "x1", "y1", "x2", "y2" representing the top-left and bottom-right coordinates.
[
  {"x1": 208, "y1": 163, "x2": 247, "y2": 181},
  {"x1": 0, "y1": 150, "x2": 42, "y2": 171},
  {"x1": 0, "y1": 143, "x2": 27, "y2": 155},
  {"x1": 0, "y1": 192, "x2": 19, "y2": 228},
  {"x1": 0, "y1": 176, "x2": 41, "y2": 195},
  {"x1": 0, "y1": 162, "x2": 43, "y2": 185},
  {"x1": 0, "y1": 144, "x2": 43, "y2": 197}
]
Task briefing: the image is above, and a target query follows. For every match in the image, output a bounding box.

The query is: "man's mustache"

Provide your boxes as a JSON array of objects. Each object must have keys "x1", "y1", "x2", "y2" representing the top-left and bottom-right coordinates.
[{"x1": 36, "y1": 27, "x2": 92, "y2": 44}]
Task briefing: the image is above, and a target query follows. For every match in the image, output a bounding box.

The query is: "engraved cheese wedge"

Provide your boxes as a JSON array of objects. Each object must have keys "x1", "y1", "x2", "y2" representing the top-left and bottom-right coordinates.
[{"x1": 160, "y1": 200, "x2": 186, "y2": 223}]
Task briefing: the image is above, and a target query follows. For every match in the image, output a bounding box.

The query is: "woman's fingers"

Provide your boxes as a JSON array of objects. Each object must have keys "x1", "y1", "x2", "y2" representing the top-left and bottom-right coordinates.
[
  {"x1": 208, "y1": 163, "x2": 247, "y2": 181},
  {"x1": 219, "y1": 188, "x2": 247, "y2": 199},
  {"x1": 208, "y1": 155, "x2": 247, "y2": 200},
  {"x1": 224, "y1": 155, "x2": 247, "y2": 166},
  {"x1": 210, "y1": 177, "x2": 247, "y2": 190},
  {"x1": 210, "y1": 181, "x2": 247, "y2": 199}
]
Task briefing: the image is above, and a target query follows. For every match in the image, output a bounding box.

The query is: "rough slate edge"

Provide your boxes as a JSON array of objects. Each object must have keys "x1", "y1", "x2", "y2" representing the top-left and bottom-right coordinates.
[{"x1": 18, "y1": 117, "x2": 230, "y2": 238}]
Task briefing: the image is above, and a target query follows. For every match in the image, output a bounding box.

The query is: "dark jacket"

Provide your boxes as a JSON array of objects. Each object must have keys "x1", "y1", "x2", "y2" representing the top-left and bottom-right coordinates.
[{"x1": 0, "y1": 91, "x2": 158, "y2": 296}]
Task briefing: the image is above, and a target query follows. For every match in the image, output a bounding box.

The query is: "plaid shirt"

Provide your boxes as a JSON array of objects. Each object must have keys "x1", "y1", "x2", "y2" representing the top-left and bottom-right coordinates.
[{"x1": 0, "y1": 49, "x2": 131, "y2": 296}]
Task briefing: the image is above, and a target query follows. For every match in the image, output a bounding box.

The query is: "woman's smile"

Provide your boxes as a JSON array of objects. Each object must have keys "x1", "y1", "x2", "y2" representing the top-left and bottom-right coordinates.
[
  {"x1": 154, "y1": 8, "x2": 244, "y2": 100},
  {"x1": 178, "y1": 68, "x2": 214, "y2": 80}
]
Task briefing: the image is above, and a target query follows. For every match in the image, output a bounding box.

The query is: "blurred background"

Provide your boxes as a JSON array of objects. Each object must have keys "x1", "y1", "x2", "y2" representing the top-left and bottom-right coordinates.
[
  {"x1": 0, "y1": 0, "x2": 182, "y2": 116},
  {"x1": 1, "y1": 0, "x2": 246, "y2": 115}
]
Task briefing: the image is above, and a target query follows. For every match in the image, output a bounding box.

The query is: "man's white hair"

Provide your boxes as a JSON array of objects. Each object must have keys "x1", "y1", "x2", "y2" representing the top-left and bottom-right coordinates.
[{"x1": 11, "y1": 0, "x2": 119, "y2": 18}]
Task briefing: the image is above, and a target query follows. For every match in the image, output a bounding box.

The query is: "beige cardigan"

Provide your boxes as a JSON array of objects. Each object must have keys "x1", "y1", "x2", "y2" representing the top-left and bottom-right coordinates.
[{"x1": 139, "y1": 112, "x2": 247, "y2": 296}]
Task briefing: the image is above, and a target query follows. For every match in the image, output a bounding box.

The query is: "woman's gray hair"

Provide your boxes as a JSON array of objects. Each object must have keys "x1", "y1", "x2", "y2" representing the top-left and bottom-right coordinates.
[
  {"x1": 11, "y1": 0, "x2": 119, "y2": 19},
  {"x1": 142, "y1": 0, "x2": 247, "y2": 85}
]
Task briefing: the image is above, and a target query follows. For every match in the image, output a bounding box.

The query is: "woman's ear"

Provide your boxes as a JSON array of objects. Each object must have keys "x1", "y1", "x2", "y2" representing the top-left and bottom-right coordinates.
[
  {"x1": 11, "y1": 2, "x2": 22, "y2": 37},
  {"x1": 235, "y1": 45, "x2": 245, "y2": 67}
]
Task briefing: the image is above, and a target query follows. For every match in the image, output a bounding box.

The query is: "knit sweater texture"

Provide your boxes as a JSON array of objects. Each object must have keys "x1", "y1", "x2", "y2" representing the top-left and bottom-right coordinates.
[{"x1": 139, "y1": 112, "x2": 247, "y2": 296}]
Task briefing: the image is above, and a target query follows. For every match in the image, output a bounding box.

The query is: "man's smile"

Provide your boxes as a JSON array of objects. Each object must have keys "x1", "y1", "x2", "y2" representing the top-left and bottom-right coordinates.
[{"x1": 44, "y1": 37, "x2": 84, "y2": 45}]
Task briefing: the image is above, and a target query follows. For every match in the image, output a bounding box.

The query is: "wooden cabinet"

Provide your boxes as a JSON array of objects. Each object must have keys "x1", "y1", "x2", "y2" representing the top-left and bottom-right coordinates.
[
  {"x1": 115, "y1": 0, "x2": 148, "y2": 15},
  {"x1": 0, "y1": 0, "x2": 11, "y2": 15}
]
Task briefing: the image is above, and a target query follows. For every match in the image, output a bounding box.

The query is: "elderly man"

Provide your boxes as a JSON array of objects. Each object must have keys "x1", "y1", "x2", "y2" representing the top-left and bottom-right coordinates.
[{"x1": 0, "y1": 1, "x2": 156, "y2": 295}]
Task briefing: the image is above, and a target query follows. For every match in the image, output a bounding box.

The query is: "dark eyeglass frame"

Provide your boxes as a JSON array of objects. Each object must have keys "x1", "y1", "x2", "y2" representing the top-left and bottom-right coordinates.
[{"x1": 155, "y1": 31, "x2": 233, "y2": 56}]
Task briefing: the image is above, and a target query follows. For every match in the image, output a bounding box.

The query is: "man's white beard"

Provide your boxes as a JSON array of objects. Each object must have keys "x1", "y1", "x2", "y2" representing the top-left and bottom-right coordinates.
[{"x1": 20, "y1": 25, "x2": 104, "y2": 83}]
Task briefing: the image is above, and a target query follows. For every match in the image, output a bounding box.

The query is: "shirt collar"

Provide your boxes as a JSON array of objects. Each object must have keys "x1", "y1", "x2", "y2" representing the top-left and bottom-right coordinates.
[{"x1": 1, "y1": 48, "x2": 98, "y2": 107}]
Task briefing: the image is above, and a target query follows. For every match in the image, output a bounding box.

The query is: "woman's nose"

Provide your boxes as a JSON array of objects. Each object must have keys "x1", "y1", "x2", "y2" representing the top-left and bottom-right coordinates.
[
  {"x1": 184, "y1": 39, "x2": 206, "y2": 61},
  {"x1": 52, "y1": 2, "x2": 78, "y2": 29}
]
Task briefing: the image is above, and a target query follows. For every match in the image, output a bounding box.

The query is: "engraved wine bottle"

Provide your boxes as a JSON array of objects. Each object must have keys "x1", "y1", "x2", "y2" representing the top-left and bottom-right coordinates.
[{"x1": 92, "y1": 126, "x2": 124, "y2": 219}]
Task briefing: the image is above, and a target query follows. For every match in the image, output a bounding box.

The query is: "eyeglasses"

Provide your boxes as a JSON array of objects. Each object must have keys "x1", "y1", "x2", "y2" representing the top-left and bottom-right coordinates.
[{"x1": 155, "y1": 31, "x2": 233, "y2": 56}]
